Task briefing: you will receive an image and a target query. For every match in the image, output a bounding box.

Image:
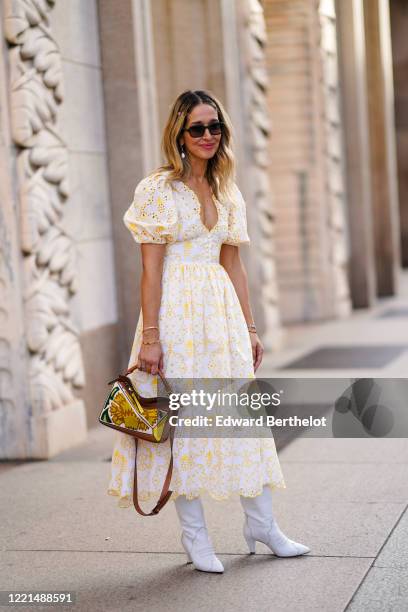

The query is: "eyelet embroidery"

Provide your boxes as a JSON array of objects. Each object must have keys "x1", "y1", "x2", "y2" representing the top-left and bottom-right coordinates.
[{"x1": 177, "y1": 180, "x2": 220, "y2": 234}]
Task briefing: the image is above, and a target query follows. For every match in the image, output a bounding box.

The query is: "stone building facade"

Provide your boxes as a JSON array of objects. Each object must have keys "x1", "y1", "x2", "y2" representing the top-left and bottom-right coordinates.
[{"x1": 0, "y1": 0, "x2": 404, "y2": 459}]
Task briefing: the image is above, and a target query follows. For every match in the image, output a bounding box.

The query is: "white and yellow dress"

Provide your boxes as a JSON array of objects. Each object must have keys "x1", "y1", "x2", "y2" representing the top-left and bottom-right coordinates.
[{"x1": 107, "y1": 170, "x2": 286, "y2": 506}]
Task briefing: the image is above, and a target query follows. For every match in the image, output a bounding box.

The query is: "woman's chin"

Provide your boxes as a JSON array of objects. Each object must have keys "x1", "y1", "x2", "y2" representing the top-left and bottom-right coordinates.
[{"x1": 191, "y1": 149, "x2": 218, "y2": 161}]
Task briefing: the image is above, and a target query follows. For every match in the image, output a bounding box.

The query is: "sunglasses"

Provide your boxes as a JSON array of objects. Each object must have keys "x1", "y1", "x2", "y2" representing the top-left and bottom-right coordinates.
[{"x1": 182, "y1": 121, "x2": 224, "y2": 138}]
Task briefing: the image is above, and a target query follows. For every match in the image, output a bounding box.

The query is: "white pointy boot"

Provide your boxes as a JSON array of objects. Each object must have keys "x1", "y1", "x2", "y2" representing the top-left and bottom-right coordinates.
[
  {"x1": 174, "y1": 495, "x2": 224, "y2": 573},
  {"x1": 240, "y1": 485, "x2": 311, "y2": 557}
]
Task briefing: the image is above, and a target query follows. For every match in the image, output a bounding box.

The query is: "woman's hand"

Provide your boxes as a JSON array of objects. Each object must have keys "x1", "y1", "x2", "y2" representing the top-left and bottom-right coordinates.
[
  {"x1": 250, "y1": 332, "x2": 264, "y2": 372},
  {"x1": 136, "y1": 341, "x2": 164, "y2": 375}
]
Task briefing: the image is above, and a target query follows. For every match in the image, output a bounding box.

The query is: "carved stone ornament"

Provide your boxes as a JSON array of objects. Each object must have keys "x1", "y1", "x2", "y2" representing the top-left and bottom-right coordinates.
[{"x1": 4, "y1": 0, "x2": 85, "y2": 417}]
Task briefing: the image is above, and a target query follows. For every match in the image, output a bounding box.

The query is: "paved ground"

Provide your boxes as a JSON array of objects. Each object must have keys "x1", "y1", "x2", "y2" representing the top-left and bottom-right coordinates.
[
  {"x1": 1, "y1": 275, "x2": 408, "y2": 611},
  {"x1": 1, "y1": 433, "x2": 407, "y2": 611}
]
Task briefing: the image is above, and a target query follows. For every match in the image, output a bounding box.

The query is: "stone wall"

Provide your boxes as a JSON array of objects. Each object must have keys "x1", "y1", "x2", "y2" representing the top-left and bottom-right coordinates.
[
  {"x1": 317, "y1": 0, "x2": 350, "y2": 318},
  {"x1": 1, "y1": 0, "x2": 89, "y2": 457},
  {"x1": 49, "y1": 0, "x2": 120, "y2": 428},
  {"x1": 0, "y1": 0, "x2": 120, "y2": 457}
]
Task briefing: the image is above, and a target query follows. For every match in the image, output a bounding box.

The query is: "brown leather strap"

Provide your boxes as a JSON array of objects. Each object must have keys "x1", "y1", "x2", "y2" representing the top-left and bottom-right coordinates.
[
  {"x1": 132, "y1": 426, "x2": 175, "y2": 516},
  {"x1": 122, "y1": 363, "x2": 175, "y2": 516}
]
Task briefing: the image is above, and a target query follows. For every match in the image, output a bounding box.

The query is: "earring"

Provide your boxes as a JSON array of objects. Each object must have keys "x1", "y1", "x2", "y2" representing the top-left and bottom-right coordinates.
[{"x1": 181, "y1": 144, "x2": 186, "y2": 159}]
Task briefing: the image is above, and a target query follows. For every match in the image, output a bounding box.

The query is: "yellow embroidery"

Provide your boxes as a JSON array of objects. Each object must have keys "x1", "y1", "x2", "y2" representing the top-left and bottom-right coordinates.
[{"x1": 185, "y1": 339, "x2": 194, "y2": 356}]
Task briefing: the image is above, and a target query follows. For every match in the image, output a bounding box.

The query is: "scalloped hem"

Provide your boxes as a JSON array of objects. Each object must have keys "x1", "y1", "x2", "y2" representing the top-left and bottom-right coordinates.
[
  {"x1": 107, "y1": 480, "x2": 287, "y2": 508},
  {"x1": 107, "y1": 489, "x2": 133, "y2": 508}
]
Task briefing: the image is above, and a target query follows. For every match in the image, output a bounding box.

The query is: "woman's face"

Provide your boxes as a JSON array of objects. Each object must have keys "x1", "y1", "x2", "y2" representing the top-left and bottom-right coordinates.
[{"x1": 180, "y1": 103, "x2": 222, "y2": 162}]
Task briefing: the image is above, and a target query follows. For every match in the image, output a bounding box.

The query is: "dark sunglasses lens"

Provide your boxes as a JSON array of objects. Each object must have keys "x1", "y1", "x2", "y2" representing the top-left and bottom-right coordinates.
[
  {"x1": 188, "y1": 123, "x2": 223, "y2": 138},
  {"x1": 189, "y1": 125, "x2": 206, "y2": 138},
  {"x1": 209, "y1": 123, "x2": 222, "y2": 135}
]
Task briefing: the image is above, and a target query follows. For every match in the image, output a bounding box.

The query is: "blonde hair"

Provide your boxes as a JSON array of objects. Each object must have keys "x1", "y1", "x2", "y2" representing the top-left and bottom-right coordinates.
[{"x1": 153, "y1": 89, "x2": 236, "y2": 203}]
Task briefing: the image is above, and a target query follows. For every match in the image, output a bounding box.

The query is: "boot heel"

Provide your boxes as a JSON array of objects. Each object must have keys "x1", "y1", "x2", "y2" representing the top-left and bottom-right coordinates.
[
  {"x1": 181, "y1": 535, "x2": 193, "y2": 564},
  {"x1": 243, "y1": 525, "x2": 256, "y2": 554}
]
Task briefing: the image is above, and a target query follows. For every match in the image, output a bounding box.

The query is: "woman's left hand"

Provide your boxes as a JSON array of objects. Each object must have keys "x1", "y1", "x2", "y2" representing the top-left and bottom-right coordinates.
[{"x1": 250, "y1": 332, "x2": 264, "y2": 372}]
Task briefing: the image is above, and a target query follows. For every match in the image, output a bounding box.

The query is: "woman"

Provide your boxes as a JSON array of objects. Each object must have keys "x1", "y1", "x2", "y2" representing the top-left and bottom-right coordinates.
[{"x1": 107, "y1": 89, "x2": 310, "y2": 573}]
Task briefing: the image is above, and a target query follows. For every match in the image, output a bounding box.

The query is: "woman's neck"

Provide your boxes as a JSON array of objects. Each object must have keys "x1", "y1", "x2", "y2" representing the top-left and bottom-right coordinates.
[{"x1": 188, "y1": 157, "x2": 208, "y2": 182}]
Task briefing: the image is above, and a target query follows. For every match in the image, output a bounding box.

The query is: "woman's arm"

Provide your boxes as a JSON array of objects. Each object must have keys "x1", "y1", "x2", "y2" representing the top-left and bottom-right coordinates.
[
  {"x1": 220, "y1": 244, "x2": 264, "y2": 371},
  {"x1": 220, "y1": 244, "x2": 254, "y2": 325},
  {"x1": 135, "y1": 243, "x2": 166, "y2": 375}
]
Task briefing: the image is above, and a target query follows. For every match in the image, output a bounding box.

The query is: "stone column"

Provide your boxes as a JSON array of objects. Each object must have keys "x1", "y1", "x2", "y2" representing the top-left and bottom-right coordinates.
[
  {"x1": 151, "y1": 0, "x2": 225, "y2": 129},
  {"x1": 336, "y1": 0, "x2": 377, "y2": 308},
  {"x1": 364, "y1": 0, "x2": 401, "y2": 296},
  {"x1": 98, "y1": 0, "x2": 160, "y2": 365},
  {"x1": 0, "y1": 26, "x2": 30, "y2": 458},
  {"x1": 231, "y1": 0, "x2": 284, "y2": 351},
  {"x1": 317, "y1": 0, "x2": 351, "y2": 319},
  {"x1": 389, "y1": 0, "x2": 408, "y2": 268},
  {"x1": 264, "y1": 0, "x2": 351, "y2": 323},
  {"x1": 1, "y1": 0, "x2": 86, "y2": 458},
  {"x1": 132, "y1": 0, "x2": 161, "y2": 175}
]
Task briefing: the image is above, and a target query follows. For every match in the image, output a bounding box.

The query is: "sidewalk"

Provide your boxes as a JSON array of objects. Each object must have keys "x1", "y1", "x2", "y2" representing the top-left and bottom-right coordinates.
[
  {"x1": 1, "y1": 276, "x2": 408, "y2": 611},
  {"x1": 258, "y1": 269, "x2": 408, "y2": 379}
]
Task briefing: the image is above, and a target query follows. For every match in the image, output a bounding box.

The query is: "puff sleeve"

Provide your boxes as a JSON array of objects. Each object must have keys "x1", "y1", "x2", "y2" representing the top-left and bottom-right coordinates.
[
  {"x1": 223, "y1": 182, "x2": 251, "y2": 246},
  {"x1": 123, "y1": 173, "x2": 178, "y2": 244}
]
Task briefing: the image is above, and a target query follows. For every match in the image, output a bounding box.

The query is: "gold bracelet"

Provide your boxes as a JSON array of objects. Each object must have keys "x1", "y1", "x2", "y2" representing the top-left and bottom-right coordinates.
[
  {"x1": 142, "y1": 339, "x2": 161, "y2": 345},
  {"x1": 249, "y1": 329, "x2": 257, "y2": 334},
  {"x1": 143, "y1": 326, "x2": 159, "y2": 332}
]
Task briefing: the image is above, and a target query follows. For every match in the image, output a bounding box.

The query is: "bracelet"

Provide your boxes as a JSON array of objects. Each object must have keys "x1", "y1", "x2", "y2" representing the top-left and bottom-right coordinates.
[
  {"x1": 248, "y1": 329, "x2": 257, "y2": 334},
  {"x1": 142, "y1": 339, "x2": 161, "y2": 345},
  {"x1": 143, "y1": 326, "x2": 159, "y2": 332}
]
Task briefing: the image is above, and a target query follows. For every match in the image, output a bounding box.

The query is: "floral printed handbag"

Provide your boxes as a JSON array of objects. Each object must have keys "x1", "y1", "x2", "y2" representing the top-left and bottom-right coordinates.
[{"x1": 99, "y1": 364, "x2": 177, "y2": 516}]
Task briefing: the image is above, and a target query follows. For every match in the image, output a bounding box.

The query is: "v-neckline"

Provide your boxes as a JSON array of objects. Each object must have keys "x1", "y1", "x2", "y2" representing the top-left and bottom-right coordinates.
[{"x1": 178, "y1": 181, "x2": 220, "y2": 234}]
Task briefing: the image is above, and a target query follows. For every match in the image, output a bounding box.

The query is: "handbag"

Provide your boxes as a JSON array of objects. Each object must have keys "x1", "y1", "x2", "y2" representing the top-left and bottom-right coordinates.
[{"x1": 99, "y1": 363, "x2": 177, "y2": 516}]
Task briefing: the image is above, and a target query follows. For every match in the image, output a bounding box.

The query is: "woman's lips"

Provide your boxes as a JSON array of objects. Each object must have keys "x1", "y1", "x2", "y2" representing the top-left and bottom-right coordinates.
[{"x1": 200, "y1": 143, "x2": 216, "y2": 149}]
